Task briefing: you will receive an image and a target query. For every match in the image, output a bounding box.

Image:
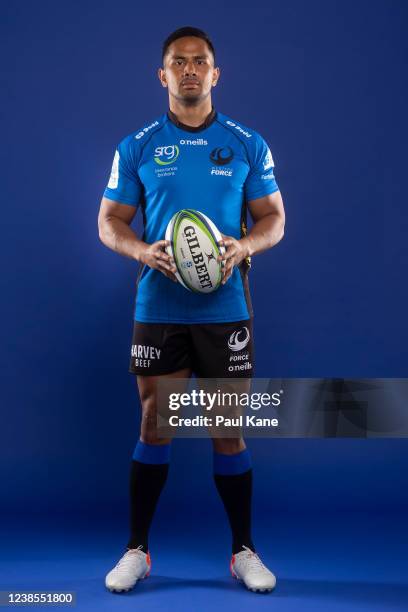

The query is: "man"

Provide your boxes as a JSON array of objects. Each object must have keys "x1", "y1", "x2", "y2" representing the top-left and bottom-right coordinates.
[{"x1": 98, "y1": 26, "x2": 285, "y2": 594}]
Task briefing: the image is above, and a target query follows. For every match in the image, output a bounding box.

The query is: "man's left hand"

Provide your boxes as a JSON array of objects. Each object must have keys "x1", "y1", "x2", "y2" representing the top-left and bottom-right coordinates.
[{"x1": 217, "y1": 236, "x2": 250, "y2": 285}]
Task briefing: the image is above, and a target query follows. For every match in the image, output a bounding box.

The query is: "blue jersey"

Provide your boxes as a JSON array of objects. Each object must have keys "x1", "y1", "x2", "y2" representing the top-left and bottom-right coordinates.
[{"x1": 103, "y1": 109, "x2": 279, "y2": 323}]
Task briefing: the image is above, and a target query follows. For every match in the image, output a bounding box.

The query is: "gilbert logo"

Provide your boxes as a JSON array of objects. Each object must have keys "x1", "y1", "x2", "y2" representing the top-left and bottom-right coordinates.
[{"x1": 228, "y1": 327, "x2": 250, "y2": 352}]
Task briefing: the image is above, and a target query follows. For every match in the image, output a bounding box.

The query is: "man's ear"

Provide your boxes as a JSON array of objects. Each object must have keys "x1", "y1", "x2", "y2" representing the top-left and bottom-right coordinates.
[
  {"x1": 212, "y1": 66, "x2": 220, "y2": 87},
  {"x1": 158, "y1": 67, "x2": 167, "y2": 88}
]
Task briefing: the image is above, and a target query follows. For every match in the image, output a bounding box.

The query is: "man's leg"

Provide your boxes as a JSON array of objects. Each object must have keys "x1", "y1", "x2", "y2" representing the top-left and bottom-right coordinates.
[
  {"x1": 188, "y1": 320, "x2": 256, "y2": 554},
  {"x1": 105, "y1": 368, "x2": 191, "y2": 593},
  {"x1": 127, "y1": 368, "x2": 191, "y2": 552},
  {"x1": 106, "y1": 317, "x2": 192, "y2": 593},
  {"x1": 212, "y1": 436, "x2": 276, "y2": 593},
  {"x1": 212, "y1": 438, "x2": 255, "y2": 554}
]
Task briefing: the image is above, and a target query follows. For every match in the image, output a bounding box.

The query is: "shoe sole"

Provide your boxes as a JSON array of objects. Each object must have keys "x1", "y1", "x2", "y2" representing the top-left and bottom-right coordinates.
[
  {"x1": 231, "y1": 568, "x2": 275, "y2": 593},
  {"x1": 106, "y1": 570, "x2": 150, "y2": 593}
]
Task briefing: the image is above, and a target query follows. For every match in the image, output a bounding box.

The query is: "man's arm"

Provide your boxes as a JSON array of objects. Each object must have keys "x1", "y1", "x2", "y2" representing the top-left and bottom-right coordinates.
[
  {"x1": 244, "y1": 190, "x2": 285, "y2": 255},
  {"x1": 98, "y1": 197, "x2": 177, "y2": 280},
  {"x1": 219, "y1": 190, "x2": 285, "y2": 284}
]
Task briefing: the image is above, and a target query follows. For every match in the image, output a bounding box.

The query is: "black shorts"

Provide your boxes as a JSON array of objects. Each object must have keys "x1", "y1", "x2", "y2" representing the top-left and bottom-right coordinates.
[{"x1": 129, "y1": 319, "x2": 254, "y2": 377}]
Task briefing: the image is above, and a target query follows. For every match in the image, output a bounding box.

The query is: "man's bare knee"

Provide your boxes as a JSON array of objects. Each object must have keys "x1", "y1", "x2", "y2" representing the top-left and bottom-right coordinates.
[{"x1": 140, "y1": 394, "x2": 171, "y2": 445}]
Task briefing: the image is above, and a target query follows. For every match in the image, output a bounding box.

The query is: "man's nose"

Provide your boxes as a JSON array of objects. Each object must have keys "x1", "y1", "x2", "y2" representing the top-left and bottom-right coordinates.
[{"x1": 183, "y1": 61, "x2": 196, "y2": 76}]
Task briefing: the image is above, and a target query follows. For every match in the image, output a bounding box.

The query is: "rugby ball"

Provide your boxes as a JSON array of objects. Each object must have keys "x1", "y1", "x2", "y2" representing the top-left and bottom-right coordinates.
[{"x1": 165, "y1": 209, "x2": 225, "y2": 293}]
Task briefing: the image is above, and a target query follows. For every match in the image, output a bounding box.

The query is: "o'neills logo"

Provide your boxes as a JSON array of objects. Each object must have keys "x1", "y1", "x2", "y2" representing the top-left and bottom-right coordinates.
[{"x1": 183, "y1": 225, "x2": 213, "y2": 289}]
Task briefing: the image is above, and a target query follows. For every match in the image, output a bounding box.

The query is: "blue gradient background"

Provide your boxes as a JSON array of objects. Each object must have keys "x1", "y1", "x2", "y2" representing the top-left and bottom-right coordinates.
[{"x1": 1, "y1": 1, "x2": 407, "y2": 610}]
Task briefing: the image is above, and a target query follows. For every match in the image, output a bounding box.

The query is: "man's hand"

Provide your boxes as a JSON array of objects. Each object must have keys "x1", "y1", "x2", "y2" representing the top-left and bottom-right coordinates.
[
  {"x1": 217, "y1": 236, "x2": 249, "y2": 285},
  {"x1": 97, "y1": 199, "x2": 177, "y2": 282},
  {"x1": 216, "y1": 192, "x2": 286, "y2": 285},
  {"x1": 140, "y1": 240, "x2": 177, "y2": 282}
]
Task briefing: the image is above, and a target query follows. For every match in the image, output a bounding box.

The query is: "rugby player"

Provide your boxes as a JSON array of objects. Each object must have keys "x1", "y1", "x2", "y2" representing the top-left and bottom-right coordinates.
[{"x1": 98, "y1": 26, "x2": 285, "y2": 594}]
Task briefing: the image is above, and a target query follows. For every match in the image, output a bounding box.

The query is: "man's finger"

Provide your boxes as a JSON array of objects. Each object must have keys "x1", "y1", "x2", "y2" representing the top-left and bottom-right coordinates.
[
  {"x1": 157, "y1": 261, "x2": 176, "y2": 275},
  {"x1": 222, "y1": 270, "x2": 233, "y2": 284},
  {"x1": 155, "y1": 251, "x2": 175, "y2": 267},
  {"x1": 224, "y1": 265, "x2": 234, "y2": 278},
  {"x1": 222, "y1": 263, "x2": 234, "y2": 282},
  {"x1": 156, "y1": 251, "x2": 172, "y2": 263},
  {"x1": 159, "y1": 268, "x2": 173, "y2": 280},
  {"x1": 221, "y1": 250, "x2": 236, "y2": 262},
  {"x1": 164, "y1": 271, "x2": 177, "y2": 282},
  {"x1": 159, "y1": 260, "x2": 177, "y2": 272},
  {"x1": 154, "y1": 239, "x2": 170, "y2": 250}
]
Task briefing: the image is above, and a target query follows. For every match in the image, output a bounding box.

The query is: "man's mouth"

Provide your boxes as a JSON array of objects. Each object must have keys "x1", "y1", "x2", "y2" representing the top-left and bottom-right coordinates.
[{"x1": 181, "y1": 80, "x2": 200, "y2": 88}]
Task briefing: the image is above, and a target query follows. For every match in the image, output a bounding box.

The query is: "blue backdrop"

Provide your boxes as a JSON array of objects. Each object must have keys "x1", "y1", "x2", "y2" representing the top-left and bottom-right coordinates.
[{"x1": 1, "y1": 1, "x2": 407, "y2": 610}]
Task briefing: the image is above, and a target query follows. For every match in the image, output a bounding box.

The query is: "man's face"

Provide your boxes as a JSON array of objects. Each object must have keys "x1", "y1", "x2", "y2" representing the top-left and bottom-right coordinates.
[{"x1": 158, "y1": 36, "x2": 220, "y2": 105}]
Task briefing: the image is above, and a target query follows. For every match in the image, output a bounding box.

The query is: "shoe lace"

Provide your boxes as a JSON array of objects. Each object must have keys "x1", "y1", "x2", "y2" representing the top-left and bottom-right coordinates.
[
  {"x1": 241, "y1": 545, "x2": 268, "y2": 572},
  {"x1": 115, "y1": 545, "x2": 144, "y2": 571}
]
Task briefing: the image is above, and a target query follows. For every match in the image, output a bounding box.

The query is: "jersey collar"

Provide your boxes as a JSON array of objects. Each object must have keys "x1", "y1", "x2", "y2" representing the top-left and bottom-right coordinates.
[{"x1": 166, "y1": 106, "x2": 217, "y2": 132}]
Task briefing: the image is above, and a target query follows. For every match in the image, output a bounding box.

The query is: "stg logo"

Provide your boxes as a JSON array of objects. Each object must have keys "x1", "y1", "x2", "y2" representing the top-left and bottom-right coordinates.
[
  {"x1": 228, "y1": 327, "x2": 250, "y2": 352},
  {"x1": 154, "y1": 145, "x2": 179, "y2": 165}
]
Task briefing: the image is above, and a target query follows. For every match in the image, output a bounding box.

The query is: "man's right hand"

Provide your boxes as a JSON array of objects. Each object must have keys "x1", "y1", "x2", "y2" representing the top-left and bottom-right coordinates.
[
  {"x1": 140, "y1": 240, "x2": 178, "y2": 282},
  {"x1": 98, "y1": 198, "x2": 178, "y2": 282}
]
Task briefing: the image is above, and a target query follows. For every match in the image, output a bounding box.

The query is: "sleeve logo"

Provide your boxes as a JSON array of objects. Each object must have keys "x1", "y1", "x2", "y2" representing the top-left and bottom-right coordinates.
[{"x1": 263, "y1": 148, "x2": 274, "y2": 170}]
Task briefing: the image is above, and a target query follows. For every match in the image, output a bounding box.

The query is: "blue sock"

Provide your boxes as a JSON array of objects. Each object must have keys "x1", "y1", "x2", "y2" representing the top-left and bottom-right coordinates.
[
  {"x1": 132, "y1": 439, "x2": 171, "y2": 464},
  {"x1": 213, "y1": 448, "x2": 252, "y2": 475},
  {"x1": 213, "y1": 448, "x2": 254, "y2": 554},
  {"x1": 128, "y1": 440, "x2": 171, "y2": 551}
]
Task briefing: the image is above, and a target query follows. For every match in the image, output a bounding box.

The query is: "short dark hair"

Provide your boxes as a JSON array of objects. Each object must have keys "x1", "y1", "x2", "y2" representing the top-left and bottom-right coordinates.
[{"x1": 162, "y1": 26, "x2": 215, "y2": 63}]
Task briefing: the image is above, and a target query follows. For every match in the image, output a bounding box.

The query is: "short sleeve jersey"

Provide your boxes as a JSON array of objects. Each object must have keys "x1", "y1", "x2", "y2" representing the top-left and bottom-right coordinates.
[{"x1": 103, "y1": 109, "x2": 279, "y2": 323}]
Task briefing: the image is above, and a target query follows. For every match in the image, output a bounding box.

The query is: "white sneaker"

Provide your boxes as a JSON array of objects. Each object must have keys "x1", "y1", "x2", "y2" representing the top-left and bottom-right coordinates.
[
  {"x1": 231, "y1": 545, "x2": 276, "y2": 593},
  {"x1": 105, "y1": 545, "x2": 151, "y2": 592}
]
